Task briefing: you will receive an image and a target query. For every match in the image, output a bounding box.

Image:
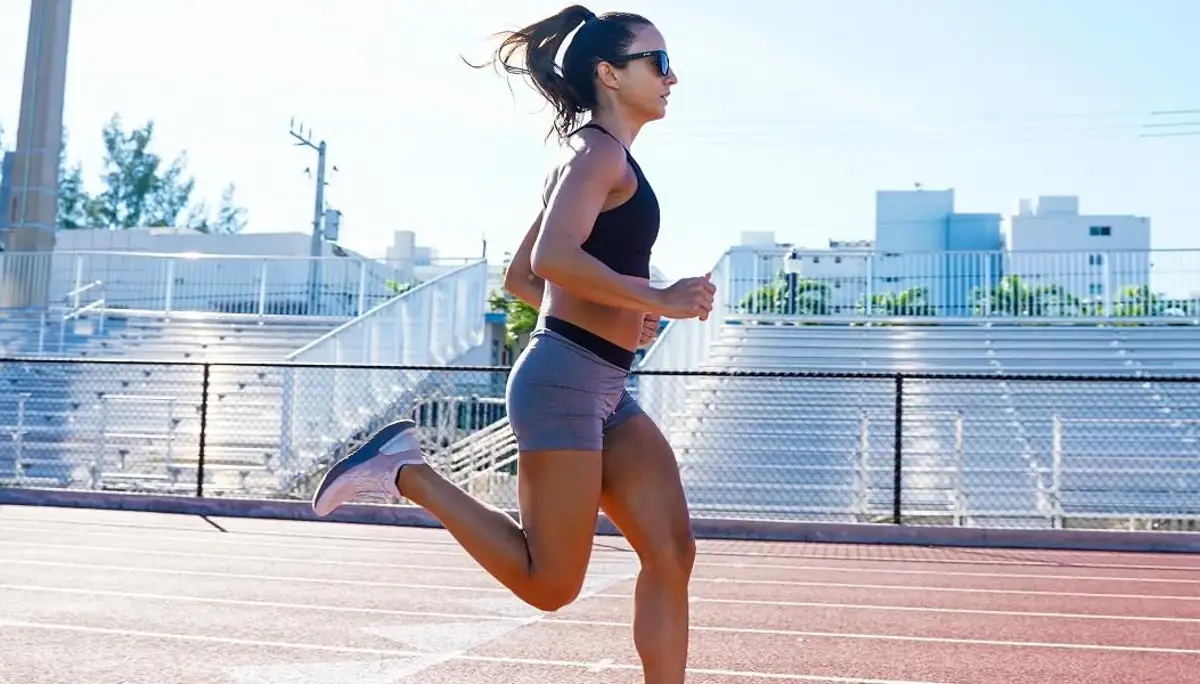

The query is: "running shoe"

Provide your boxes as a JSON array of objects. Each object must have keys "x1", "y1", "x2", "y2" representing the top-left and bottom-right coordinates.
[{"x1": 311, "y1": 418, "x2": 425, "y2": 517}]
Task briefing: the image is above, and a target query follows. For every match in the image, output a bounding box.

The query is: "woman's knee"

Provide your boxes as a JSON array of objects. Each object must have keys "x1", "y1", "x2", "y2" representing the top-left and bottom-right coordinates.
[
  {"x1": 524, "y1": 571, "x2": 588, "y2": 612},
  {"x1": 642, "y1": 529, "x2": 696, "y2": 583}
]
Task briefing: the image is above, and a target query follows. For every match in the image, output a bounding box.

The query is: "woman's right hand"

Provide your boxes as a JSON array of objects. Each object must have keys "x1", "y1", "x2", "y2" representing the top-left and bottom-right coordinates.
[{"x1": 654, "y1": 274, "x2": 717, "y2": 320}]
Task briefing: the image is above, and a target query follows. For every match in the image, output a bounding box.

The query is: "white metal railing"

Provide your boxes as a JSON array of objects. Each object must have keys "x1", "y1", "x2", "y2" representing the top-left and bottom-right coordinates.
[
  {"x1": 660, "y1": 402, "x2": 1200, "y2": 527},
  {"x1": 854, "y1": 409, "x2": 968, "y2": 524},
  {"x1": 7, "y1": 393, "x2": 32, "y2": 478},
  {"x1": 94, "y1": 394, "x2": 182, "y2": 488},
  {"x1": 1049, "y1": 416, "x2": 1200, "y2": 527},
  {"x1": 57, "y1": 280, "x2": 107, "y2": 352},
  {"x1": 277, "y1": 259, "x2": 488, "y2": 486},
  {"x1": 638, "y1": 245, "x2": 1200, "y2": 424},
  {"x1": 730, "y1": 246, "x2": 1200, "y2": 323},
  {"x1": 631, "y1": 246, "x2": 1200, "y2": 442},
  {"x1": 413, "y1": 395, "x2": 506, "y2": 454},
  {"x1": 0, "y1": 250, "x2": 478, "y2": 318},
  {"x1": 4, "y1": 246, "x2": 1199, "y2": 323},
  {"x1": 437, "y1": 416, "x2": 519, "y2": 502}
]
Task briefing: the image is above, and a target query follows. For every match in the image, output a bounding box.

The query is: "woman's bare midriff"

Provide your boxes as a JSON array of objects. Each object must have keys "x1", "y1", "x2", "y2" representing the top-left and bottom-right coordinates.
[{"x1": 542, "y1": 281, "x2": 647, "y2": 352}]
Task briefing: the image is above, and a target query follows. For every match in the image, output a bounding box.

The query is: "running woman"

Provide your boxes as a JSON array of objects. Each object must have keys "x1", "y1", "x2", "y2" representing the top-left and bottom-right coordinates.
[{"x1": 311, "y1": 6, "x2": 714, "y2": 682}]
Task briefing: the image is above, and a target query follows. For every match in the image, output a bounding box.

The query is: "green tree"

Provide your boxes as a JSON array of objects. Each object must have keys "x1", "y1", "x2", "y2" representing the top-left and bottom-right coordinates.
[
  {"x1": 50, "y1": 113, "x2": 247, "y2": 232},
  {"x1": 971, "y1": 275, "x2": 1081, "y2": 317},
  {"x1": 188, "y1": 184, "x2": 249, "y2": 235},
  {"x1": 1113, "y1": 284, "x2": 1161, "y2": 318},
  {"x1": 57, "y1": 129, "x2": 95, "y2": 230},
  {"x1": 488, "y1": 288, "x2": 538, "y2": 346},
  {"x1": 740, "y1": 276, "x2": 829, "y2": 315},
  {"x1": 385, "y1": 280, "x2": 414, "y2": 295},
  {"x1": 86, "y1": 114, "x2": 193, "y2": 228},
  {"x1": 857, "y1": 287, "x2": 935, "y2": 316}
]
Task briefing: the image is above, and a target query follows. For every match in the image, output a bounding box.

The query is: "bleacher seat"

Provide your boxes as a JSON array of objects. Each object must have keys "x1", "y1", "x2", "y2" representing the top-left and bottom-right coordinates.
[
  {"x1": 0, "y1": 313, "x2": 340, "y2": 495},
  {"x1": 646, "y1": 323, "x2": 1200, "y2": 528}
]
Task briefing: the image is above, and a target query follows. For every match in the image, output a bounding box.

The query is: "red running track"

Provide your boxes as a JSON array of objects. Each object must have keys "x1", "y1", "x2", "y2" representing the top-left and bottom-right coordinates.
[{"x1": 0, "y1": 505, "x2": 1197, "y2": 684}]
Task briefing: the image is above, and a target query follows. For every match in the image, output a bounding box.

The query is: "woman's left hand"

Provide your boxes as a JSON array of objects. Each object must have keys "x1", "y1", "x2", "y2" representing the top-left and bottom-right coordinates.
[{"x1": 639, "y1": 314, "x2": 662, "y2": 347}]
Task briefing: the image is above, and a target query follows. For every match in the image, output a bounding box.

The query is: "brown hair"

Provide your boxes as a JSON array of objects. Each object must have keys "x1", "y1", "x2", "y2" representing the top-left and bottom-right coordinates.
[{"x1": 468, "y1": 5, "x2": 653, "y2": 141}]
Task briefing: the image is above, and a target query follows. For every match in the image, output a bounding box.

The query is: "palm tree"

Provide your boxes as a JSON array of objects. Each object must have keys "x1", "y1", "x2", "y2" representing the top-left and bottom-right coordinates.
[
  {"x1": 1112, "y1": 284, "x2": 1161, "y2": 318},
  {"x1": 857, "y1": 287, "x2": 934, "y2": 316},
  {"x1": 739, "y1": 276, "x2": 830, "y2": 315},
  {"x1": 971, "y1": 275, "x2": 1081, "y2": 317}
]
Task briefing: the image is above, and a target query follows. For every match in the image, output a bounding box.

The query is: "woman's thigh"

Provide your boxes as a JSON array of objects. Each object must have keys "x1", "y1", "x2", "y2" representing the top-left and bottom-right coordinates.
[
  {"x1": 599, "y1": 412, "x2": 694, "y2": 565},
  {"x1": 506, "y1": 329, "x2": 630, "y2": 591}
]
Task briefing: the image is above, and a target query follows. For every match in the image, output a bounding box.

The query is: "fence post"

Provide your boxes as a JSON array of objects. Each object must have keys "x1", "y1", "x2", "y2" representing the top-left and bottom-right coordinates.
[
  {"x1": 953, "y1": 410, "x2": 965, "y2": 526},
  {"x1": 892, "y1": 374, "x2": 904, "y2": 524},
  {"x1": 196, "y1": 363, "x2": 211, "y2": 498},
  {"x1": 1051, "y1": 414, "x2": 1063, "y2": 528},
  {"x1": 855, "y1": 410, "x2": 869, "y2": 517}
]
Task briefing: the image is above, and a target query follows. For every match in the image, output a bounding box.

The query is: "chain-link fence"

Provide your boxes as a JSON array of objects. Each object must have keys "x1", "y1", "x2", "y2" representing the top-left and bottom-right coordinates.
[{"x1": 2, "y1": 356, "x2": 1198, "y2": 532}]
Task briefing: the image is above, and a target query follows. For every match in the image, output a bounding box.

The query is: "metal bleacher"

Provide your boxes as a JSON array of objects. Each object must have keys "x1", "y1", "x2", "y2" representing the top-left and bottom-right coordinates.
[
  {"x1": 0, "y1": 254, "x2": 491, "y2": 498},
  {"x1": 0, "y1": 312, "x2": 342, "y2": 495},
  {"x1": 424, "y1": 240, "x2": 1200, "y2": 531},
  {"x1": 658, "y1": 322, "x2": 1200, "y2": 529}
]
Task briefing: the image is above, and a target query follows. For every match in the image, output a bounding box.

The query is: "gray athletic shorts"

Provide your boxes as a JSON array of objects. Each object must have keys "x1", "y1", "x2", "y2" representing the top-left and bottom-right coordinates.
[{"x1": 505, "y1": 327, "x2": 645, "y2": 452}]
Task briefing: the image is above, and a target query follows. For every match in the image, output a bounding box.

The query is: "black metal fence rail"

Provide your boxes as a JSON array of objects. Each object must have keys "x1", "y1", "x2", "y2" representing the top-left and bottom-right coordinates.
[{"x1": 2, "y1": 355, "x2": 1199, "y2": 532}]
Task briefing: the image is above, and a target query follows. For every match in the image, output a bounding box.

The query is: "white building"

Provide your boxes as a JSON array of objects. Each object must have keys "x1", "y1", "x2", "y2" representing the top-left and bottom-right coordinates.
[
  {"x1": 385, "y1": 230, "x2": 441, "y2": 284},
  {"x1": 784, "y1": 239, "x2": 874, "y2": 314},
  {"x1": 873, "y1": 188, "x2": 1005, "y2": 317},
  {"x1": 724, "y1": 231, "x2": 793, "y2": 313},
  {"x1": 44, "y1": 227, "x2": 484, "y2": 318},
  {"x1": 1006, "y1": 195, "x2": 1151, "y2": 306}
]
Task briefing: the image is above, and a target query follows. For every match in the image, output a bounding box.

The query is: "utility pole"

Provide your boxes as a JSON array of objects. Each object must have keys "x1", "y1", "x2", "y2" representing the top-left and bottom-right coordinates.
[{"x1": 289, "y1": 117, "x2": 327, "y2": 315}]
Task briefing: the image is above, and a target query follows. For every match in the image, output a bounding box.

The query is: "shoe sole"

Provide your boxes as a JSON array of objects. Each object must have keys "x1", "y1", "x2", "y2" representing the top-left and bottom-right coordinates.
[{"x1": 311, "y1": 418, "x2": 418, "y2": 517}]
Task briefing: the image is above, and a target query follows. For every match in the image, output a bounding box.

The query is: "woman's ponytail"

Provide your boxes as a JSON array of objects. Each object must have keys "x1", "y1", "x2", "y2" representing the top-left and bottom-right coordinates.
[
  {"x1": 469, "y1": 5, "x2": 651, "y2": 141},
  {"x1": 469, "y1": 5, "x2": 593, "y2": 140}
]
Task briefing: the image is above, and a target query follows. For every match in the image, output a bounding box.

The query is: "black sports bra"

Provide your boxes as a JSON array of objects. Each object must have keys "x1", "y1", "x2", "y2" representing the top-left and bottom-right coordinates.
[{"x1": 543, "y1": 122, "x2": 659, "y2": 280}]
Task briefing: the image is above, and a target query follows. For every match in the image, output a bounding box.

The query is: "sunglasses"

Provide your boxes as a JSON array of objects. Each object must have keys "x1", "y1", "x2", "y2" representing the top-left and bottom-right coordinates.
[{"x1": 610, "y1": 49, "x2": 670, "y2": 77}]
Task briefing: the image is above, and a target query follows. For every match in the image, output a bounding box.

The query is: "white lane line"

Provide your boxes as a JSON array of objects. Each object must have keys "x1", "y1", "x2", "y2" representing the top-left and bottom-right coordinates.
[
  {"x1": 679, "y1": 594, "x2": 1200, "y2": 623},
  {"x1": 5, "y1": 583, "x2": 1196, "y2": 625},
  {"x1": 4, "y1": 558, "x2": 510, "y2": 594},
  {"x1": 3, "y1": 507, "x2": 1194, "y2": 563},
  {"x1": 0, "y1": 524, "x2": 590, "y2": 560},
  {"x1": 0, "y1": 540, "x2": 630, "y2": 578},
  {"x1": 545, "y1": 617, "x2": 1200, "y2": 656},
  {"x1": 587, "y1": 658, "x2": 614, "y2": 673},
  {"x1": 2, "y1": 538, "x2": 1196, "y2": 587},
  {"x1": 8, "y1": 558, "x2": 1199, "y2": 603},
  {"x1": 357, "y1": 558, "x2": 639, "y2": 681},
  {"x1": 0, "y1": 584, "x2": 525, "y2": 622},
  {"x1": 0, "y1": 618, "x2": 954, "y2": 684},
  {"x1": 4, "y1": 522, "x2": 1198, "y2": 575},
  {"x1": 2, "y1": 593, "x2": 1197, "y2": 658},
  {"x1": 0, "y1": 514, "x2": 474, "y2": 547}
]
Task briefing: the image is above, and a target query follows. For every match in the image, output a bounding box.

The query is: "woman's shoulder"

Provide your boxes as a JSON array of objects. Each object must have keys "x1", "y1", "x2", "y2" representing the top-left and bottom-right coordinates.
[{"x1": 539, "y1": 129, "x2": 629, "y2": 205}]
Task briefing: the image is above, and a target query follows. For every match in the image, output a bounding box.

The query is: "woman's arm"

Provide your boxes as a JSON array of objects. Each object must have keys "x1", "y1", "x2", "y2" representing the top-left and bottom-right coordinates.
[
  {"x1": 503, "y1": 211, "x2": 548, "y2": 310},
  {"x1": 529, "y1": 137, "x2": 662, "y2": 313}
]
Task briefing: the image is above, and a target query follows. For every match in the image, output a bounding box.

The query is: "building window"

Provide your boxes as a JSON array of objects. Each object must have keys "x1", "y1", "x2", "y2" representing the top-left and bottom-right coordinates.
[
  {"x1": 1088, "y1": 254, "x2": 1104, "y2": 266},
  {"x1": 1089, "y1": 226, "x2": 1111, "y2": 237},
  {"x1": 812, "y1": 257, "x2": 820, "y2": 263},
  {"x1": 1088, "y1": 283, "x2": 1103, "y2": 296}
]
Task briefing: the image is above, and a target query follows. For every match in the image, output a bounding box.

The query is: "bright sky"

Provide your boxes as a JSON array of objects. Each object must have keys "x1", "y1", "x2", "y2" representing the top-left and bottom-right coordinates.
[{"x1": 1, "y1": 0, "x2": 1197, "y2": 281}]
